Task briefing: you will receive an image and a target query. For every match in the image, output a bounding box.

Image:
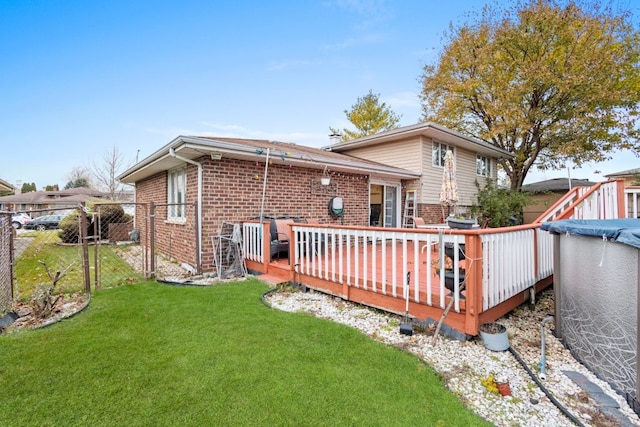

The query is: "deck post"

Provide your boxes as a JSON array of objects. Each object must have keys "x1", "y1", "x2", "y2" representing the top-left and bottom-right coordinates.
[
  {"x1": 616, "y1": 178, "x2": 626, "y2": 218},
  {"x1": 262, "y1": 221, "x2": 270, "y2": 270},
  {"x1": 464, "y1": 233, "x2": 483, "y2": 335}
]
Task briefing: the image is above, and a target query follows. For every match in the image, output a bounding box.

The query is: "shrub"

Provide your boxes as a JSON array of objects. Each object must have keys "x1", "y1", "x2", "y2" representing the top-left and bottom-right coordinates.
[
  {"x1": 469, "y1": 179, "x2": 529, "y2": 228},
  {"x1": 58, "y1": 211, "x2": 82, "y2": 244},
  {"x1": 58, "y1": 201, "x2": 127, "y2": 243},
  {"x1": 92, "y1": 203, "x2": 126, "y2": 240}
]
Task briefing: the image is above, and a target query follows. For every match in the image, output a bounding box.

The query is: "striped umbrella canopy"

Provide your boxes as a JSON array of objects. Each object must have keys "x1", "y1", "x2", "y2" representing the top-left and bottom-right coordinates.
[{"x1": 439, "y1": 150, "x2": 458, "y2": 208}]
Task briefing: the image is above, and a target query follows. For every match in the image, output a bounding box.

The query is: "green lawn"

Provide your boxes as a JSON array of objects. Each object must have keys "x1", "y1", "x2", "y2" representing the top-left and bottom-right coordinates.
[{"x1": 0, "y1": 280, "x2": 490, "y2": 426}]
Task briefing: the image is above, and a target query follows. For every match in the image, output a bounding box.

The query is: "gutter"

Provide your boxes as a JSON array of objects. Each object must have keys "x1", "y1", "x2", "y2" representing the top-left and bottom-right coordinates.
[{"x1": 168, "y1": 147, "x2": 202, "y2": 272}]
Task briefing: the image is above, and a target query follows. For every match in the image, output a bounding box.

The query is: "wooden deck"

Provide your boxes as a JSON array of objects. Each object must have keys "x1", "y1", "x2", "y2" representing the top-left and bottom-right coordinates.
[
  {"x1": 244, "y1": 222, "x2": 555, "y2": 336},
  {"x1": 245, "y1": 178, "x2": 628, "y2": 336}
]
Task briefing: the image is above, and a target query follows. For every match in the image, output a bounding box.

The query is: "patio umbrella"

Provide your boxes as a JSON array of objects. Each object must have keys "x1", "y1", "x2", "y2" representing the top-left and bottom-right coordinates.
[{"x1": 439, "y1": 150, "x2": 458, "y2": 217}]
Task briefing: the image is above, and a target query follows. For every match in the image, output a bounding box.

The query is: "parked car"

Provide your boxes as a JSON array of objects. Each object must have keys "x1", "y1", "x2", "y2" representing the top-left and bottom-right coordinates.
[
  {"x1": 11, "y1": 212, "x2": 31, "y2": 229},
  {"x1": 24, "y1": 214, "x2": 63, "y2": 231}
]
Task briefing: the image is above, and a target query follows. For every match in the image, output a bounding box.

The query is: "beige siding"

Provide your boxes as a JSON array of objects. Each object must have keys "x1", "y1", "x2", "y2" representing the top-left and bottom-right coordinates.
[
  {"x1": 340, "y1": 135, "x2": 501, "y2": 210},
  {"x1": 420, "y1": 138, "x2": 496, "y2": 208},
  {"x1": 341, "y1": 137, "x2": 423, "y2": 171}
]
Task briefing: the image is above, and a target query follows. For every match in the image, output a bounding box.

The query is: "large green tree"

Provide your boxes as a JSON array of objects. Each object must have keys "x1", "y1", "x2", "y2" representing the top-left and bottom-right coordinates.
[
  {"x1": 420, "y1": 0, "x2": 640, "y2": 190},
  {"x1": 331, "y1": 90, "x2": 401, "y2": 141},
  {"x1": 20, "y1": 182, "x2": 36, "y2": 193}
]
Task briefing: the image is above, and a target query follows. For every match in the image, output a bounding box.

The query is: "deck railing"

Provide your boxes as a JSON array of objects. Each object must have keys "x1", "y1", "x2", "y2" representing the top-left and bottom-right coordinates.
[
  {"x1": 243, "y1": 222, "x2": 265, "y2": 263},
  {"x1": 535, "y1": 179, "x2": 625, "y2": 223},
  {"x1": 240, "y1": 179, "x2": 628, "y2": 335},
  {"x1": 241, "y1": 222, "x2": 553, "y2": 332},
  {"x1": 625, "y1": 187, "x2": 640, "y2": 218},
  {"x1": 293, "y1": 226, "x2": 468, "y2": 312}
]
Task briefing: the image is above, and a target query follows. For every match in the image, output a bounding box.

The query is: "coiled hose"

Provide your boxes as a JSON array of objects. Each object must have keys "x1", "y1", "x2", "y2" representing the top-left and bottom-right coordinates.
[{"x1": 508, "y1": 346, "x2": 586, "y2": 427}]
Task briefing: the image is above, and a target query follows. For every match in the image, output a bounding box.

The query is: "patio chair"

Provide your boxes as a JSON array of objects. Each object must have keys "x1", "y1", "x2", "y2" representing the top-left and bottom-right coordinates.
[
  {"x1": 413, "y1": 217, "x2": 428, "y2": 228},
  {"x1": 270, "y1": 219, "x2": 292, "y2": 261}
]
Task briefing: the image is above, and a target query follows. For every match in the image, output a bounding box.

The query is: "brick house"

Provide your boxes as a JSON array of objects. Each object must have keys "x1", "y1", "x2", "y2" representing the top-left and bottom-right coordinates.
[
  {"x1": 119, "y1": 124, "x2": 512, "y2": 273},
  {"x1": 118, "y1": 136, "x2": 420, "y2": 273}
]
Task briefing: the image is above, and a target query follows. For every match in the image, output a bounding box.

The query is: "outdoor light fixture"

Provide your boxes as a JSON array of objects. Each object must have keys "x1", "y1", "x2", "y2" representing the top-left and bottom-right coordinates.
[
  {"x1": 321, "y1": 165, "x2": 331, "y2": 186},
  {"x1": 210, "y1": 152, "x2": 222, "y2": 160}
]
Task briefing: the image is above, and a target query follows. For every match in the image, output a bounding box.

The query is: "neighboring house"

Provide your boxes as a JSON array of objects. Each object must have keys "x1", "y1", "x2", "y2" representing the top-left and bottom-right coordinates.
[
  {"x1": 0, "y1": 187, "x2": 110, "y2": 213},
  {"x1": 605, "y1": 167, "x2": 640, "y2": 187},
  {"x1": 118, "y1": 136, "x2": 421, "y2": 272},
  {"x1": 605, "y1": 168, "x2": 640, "y2": 218},
  {"x1": 324, "y1": 122, "x2": 514, "y2": 224},
  {"x1": 0, "y1": 179, "x2": 14, "y2": 196},
  {"x1": 521, "y1": 178, "x2": 597, "y2": 223}
]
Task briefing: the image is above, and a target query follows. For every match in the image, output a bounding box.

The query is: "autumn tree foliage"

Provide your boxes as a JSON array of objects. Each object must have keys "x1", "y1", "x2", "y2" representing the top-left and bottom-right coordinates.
[
  {"x1": 420, "y1": 0, "x2": 640, "y2": 189},
  {"x1": 331, "y1": 90, "x2": 401, "y2": 141}
]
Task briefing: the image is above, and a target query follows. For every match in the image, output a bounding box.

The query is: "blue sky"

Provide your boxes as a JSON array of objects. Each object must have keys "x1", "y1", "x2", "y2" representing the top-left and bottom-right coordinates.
[{"x1": 1, "y1": 0, "x2": 638, "y2": 190}]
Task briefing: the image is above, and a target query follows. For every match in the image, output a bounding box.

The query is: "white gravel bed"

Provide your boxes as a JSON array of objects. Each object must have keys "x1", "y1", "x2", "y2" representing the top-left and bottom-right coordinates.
[{"x1": 265, "y1": 288, "x2": 640, "y2": 427}]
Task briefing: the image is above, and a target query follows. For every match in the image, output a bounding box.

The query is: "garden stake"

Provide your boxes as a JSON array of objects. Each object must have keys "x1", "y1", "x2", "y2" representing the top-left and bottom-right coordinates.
[
  {"x1": 539, "y1": 316, "x2": 554, "y2": 380},
  {"x1": 399, "y1": 272, "x2": 413, "y2": 336}
]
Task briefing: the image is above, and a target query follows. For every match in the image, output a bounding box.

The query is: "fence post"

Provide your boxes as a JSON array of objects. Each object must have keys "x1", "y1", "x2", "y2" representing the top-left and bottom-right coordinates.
[
  {"x1": 93, "y1": 207, "x2": 99, "y2": 289},
  {"x1": 79, "y1": 203, "x2": 91, "y2": 293},
  {"x1": 464, "y1": 233, "x2": 483, "y2": 335},
  {"x1": 9, "y1": 214, "x2": 15, "y2": 301},
  {"x1": 149, "y1": 202, "x2": 156, "y2": 279}
]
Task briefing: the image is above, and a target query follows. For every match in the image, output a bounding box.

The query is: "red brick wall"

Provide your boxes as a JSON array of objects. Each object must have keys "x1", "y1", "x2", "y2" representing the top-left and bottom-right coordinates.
[
  {"x1": 134, "y1": 156, "x2": 370, "y2": 272},
  {"x1": 414, "y1": 203, "x2": 471, "y2": 224},
  {"x1": 135, "y1": 169, "x2": 199, "y2": 270}
]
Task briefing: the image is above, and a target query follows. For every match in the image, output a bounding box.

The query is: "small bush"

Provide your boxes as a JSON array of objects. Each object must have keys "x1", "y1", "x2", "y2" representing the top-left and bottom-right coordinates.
[
  {"x1": 470, "y1": 179, "x2": 529, "y2": 227},
  {"x1": 58, "y1": 211, "x2": 82, "y2": 244},
  {"x1": 58, "y1": 202, "x2": 127, "y2": 243}
]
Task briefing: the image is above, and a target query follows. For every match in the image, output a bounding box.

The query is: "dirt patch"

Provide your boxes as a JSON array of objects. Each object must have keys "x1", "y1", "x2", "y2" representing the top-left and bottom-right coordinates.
[
  {"x1": 3, "y1": 292, "x2": 90, "y2": 333},
  {"x1": 112, "y1": 244, "x2": 189, "y2": 278}
]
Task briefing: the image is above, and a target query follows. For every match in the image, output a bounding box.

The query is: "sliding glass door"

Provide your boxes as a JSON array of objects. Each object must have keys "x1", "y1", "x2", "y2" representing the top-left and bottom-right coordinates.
[{"x1": 369, "y1": 183, "x2": 400, "y2": 227}]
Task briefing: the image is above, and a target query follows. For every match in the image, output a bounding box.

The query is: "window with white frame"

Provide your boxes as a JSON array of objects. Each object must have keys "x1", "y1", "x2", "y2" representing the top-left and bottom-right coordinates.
[
  {"x1": 476, "y1": 155, "x2": 491, "y2": 177},
  {"x1": 432, "y1": 142, "x2": 454, "y2": 167},
  {"x1": 167, "y1": 167, "x2": 186, "y2": 220}
]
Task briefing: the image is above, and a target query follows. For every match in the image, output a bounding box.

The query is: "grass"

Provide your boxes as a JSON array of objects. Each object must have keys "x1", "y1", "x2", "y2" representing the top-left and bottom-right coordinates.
[
  {"x1": 14, "y1": 231, "x2": 143, "y2": 299},
  {"x1": 0, "y1": 280, "x2": 490, "y2": 426}
]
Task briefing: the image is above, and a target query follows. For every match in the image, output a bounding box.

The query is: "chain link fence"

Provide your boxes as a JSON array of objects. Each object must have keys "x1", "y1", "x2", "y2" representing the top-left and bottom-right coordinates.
[
  {"x1": 1, "y1": 201, "x2": 201, "y2": 305},
  {"x1": 92, "y1": 202, "x2": 198, "y2": 285},
  {"x1": 91, "y1": 203, "x2": 146, "y2": 288},
  {"x1": 0, "y1": 213, "x2": 13, "y2": 313},
  {"x1": 11, "y1": 207, "x2": 86, "y2": 301}
]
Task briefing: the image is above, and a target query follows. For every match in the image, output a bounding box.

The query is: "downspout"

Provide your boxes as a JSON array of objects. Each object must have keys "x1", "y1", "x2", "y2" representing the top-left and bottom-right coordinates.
[{"x1": 169, "y1": 147, "x2": 202, "y2": 272}]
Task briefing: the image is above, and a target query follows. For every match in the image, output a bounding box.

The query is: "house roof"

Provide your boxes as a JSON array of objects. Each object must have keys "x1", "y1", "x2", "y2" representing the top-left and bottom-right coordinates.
[
  {"x1": 521, "y1": 178, "x2": 597, "y2": 193},
  {"x1": 0, "y1": 178, "x2": 14, "y2": 193},
  {"x1": 118, "y1": 136, "x2": 422, "y2": 184},
  {"x1": 0, "y1": 188, "x2": 108, "y2": 205},
  {"x1": 323, "y1": 122, "x2": 515, "y2": 158},
  {"x1": 604, "y1": 167, "x2": 640, "y2": 178}
]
